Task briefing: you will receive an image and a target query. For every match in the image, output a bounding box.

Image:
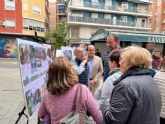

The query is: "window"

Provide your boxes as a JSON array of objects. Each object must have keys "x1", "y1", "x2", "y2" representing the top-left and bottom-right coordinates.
[
  {"x1": 141, "y1": 18, "x2": 147, "y2": 27},
  {"x1": 122, "y1": 2, "x2": 128, "y2": 9},
  {"x1": 83, "y1": 11, "x2": 91, "y2": 18},
  {"x1": 5, "y1": 1, "x2": 15, "y2": 10},
  {"x1": 22, "y1": 18, "x2": 44, "y2": 32},
  {"x1": 23, "y1": 18, "x2": 29, "y2": 30},
  {"x1": 71, "y1": 27, "x2": 79, "y2": 38},
  {"x1": 5, "y1": 0, "x2": 15, "y2": 1},
  {"x1": 98, "y1": 13, "x2": 104, "y2": 19},
  {"x1": 32, "y1": 5, "x2": 41, "y2": 15},
  {"x1": 41, "y1": 28, "x2": 45, "y2": 32},
  {"x1": 24, "y1": 3, "x2": 28, "y2": 11},
  {"x1": 5, "y1": 19, "x2": 16, "y2": 28},
  {"x1": 120, "y1": 16, "x2": 127, "y2": 22}
]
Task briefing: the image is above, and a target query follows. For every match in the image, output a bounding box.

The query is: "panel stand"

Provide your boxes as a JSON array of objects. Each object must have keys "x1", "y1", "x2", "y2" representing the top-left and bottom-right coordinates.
[{"x1": 15, "y1": 106, "x2": 29, "y2": 124}]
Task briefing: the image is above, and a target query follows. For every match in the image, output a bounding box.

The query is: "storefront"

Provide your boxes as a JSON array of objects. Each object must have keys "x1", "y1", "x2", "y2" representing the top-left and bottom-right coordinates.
[{"x1": 90, "y1": 29, "x2": 165, "y2": 56}]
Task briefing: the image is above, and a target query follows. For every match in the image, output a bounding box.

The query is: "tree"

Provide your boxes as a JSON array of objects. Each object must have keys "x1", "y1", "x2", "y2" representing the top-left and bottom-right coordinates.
[{"x1": 46, "y1": 20, "x2": 69, "y2": 50}]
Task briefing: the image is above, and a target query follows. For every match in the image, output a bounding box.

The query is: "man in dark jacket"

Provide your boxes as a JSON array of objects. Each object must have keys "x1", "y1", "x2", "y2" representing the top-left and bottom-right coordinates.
[
  {"x1": 103, "y1": 34, "x2": 120, "y2": 81},
  {"x1": 72, "y1": 47, "x2": 89, "y2": 86}
]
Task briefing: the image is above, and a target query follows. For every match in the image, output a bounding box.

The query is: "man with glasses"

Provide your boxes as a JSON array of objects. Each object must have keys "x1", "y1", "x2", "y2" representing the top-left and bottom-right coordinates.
[{"x1": 103, "y1": 34, "x2": 120, "y2": 81}]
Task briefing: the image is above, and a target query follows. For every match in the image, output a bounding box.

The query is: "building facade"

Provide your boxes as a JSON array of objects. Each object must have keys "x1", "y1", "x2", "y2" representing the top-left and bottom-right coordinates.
[
  {"x1": 0, "y1": 0, "x2": 22, "y2": 33},
  {"x1": 153, "y1": 0, "x2": 165, "y2": 33},
  {"x1": 159, "y1": 0, "x2": 165, "y2": 33},
  {"x1": 49, "y1": 2, "x2": 57, "y2": 30},
  {"x1": 45, "y1": 0, "x2": 49, "y2": 34},
  {"x1": 0, "y1": 0, "x2": 49, "y2": 37},
  {"x1": 56, "y1": 0, "x2": 67, "y2": 25},
  {"x1": 67, "y1": 0, "x2": 152, "y2": 44},
  {"x1": 22, "y1": 0, "x2": 46, "y2": 37},
  {"x1": 49, "y1": 0, "x2": 67, "y2": 30}
]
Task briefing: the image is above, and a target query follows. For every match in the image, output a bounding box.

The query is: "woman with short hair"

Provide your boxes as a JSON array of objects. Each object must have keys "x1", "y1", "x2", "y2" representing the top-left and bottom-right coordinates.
[
  {"x1": 100, "y1": 46, "x2": 161, "y2": 124},
  {"x1": 38, "y1": 56, "x2": 103, "y2": 124},
  {"x1": 95, "y1": 49, "x2": 122, "y2": 102}
]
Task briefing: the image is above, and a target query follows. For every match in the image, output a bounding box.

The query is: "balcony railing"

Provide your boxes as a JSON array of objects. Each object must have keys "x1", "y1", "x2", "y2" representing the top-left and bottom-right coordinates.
[
  {"x1": 68, "y1": 16, "x2": 151, "y2": 28},
  {"x1": 69, "y1": 1, "x2": 151, "y2": 15},
  {"x1": 69, "y1": 16, "x2": 111, "y2": 25}
]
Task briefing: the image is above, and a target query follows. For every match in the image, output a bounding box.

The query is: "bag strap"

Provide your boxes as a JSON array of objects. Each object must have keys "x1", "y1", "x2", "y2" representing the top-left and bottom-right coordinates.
[
  {"x1": 72, "y1": 84, "x2": 87, "y2": 124},
  {"x1": 79, "y1": 84, "x2": 87, "y2": 124},
  {"x1": 79, "y1": 84, "x2": 86, "y2": 113},
  {"x1": 72, "y1": 83, "x2": 80, "y2": 111}
]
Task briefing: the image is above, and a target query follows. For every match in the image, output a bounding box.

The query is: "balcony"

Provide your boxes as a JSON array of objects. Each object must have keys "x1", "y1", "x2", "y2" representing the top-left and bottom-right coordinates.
[
  {"x1": 68, "y1": 16, "x2": 151, "y2": 29},
  {"x1": 69, "y1": 1, "x2": 151, "y2": 16},
  {"x1": 127, "y1": 0, "x2": 152, "y2": 4},
  {"x1": 69, "y1": 16, "x2": 111, "y2": 25}
]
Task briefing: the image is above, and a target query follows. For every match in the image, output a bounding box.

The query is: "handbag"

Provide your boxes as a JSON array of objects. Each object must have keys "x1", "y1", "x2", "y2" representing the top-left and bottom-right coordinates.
[
  {"x1": 37, "y1": 116, "x2": 50, "y2": 124},
  {"x1": 60, "y1": 84, "x2": 96, "y2": 124}
]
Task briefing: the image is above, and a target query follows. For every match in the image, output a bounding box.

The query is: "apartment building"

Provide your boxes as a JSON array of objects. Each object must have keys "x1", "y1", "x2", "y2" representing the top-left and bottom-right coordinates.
[
  {"x1": 67, "y1": 0, "x2": 152, "y2": 43},
  {"x1": 67, "y1": 0, "x2": 165, "y2": 54},
  {"x1": 22, "y1": 0, "x2": 48, "y2": 37},
  {"x1": 49, "y1": 2, "x2": 57, "y2": 30},
  {"x1": 56, "y1": 0, "x2": 67, "y2": 25},
  {"x1": 0, "y1": 0, "x2": 22, "y2": 33},
  {"x1": 45, "y1": 0, "x2": 49, "y2": 34},
  {"x1": 152, "y1": 0, "x2": 165, "y2": 33},
  {"x1": 49, "y1": 0, "x2": 67, "y2": 30},
  {"x1": 159, "y1": 0, "x2": 165, "y2": 33}
]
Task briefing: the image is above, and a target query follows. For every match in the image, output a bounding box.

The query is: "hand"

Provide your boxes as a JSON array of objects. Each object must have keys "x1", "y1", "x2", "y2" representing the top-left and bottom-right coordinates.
[
  {"x1": 82, "y1": 59, "x2": 87, "y2": 65},
  {"x1": 89, "y1": 80, "x2": 94, "y2": 85},
  {"x1": 82, "y1": 55, "x2": 88, "y2": 60}
]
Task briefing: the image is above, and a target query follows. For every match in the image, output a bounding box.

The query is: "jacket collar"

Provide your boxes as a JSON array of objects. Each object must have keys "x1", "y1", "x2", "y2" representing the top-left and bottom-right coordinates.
[
  {"x1": 109, "y1": 68, "x2": 120, "y2": 76},
  {"x1": 113, "y1": 66, "x2": 150, "y2": 85}
]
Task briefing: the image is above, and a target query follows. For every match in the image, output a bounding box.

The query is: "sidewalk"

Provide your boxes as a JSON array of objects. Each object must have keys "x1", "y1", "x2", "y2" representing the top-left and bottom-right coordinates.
[{"x1": 0, "y1": 60, "x2": 38, "y2": 124}]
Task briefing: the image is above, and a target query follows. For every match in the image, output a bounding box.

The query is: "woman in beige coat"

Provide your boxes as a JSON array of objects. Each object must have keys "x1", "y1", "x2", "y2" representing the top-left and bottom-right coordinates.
[{"x1": 154, "y1": 56, "x2": 165, "y2": 124}]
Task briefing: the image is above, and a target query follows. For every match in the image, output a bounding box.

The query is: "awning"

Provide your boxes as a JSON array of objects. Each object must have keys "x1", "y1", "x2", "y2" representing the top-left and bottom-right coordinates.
[
  {"x1": 90, "y1": 29, "x2": 165, "y2": 44},
  {"x1": 112, "y1": 32, "x2": 165, "y2": 43},
  {"x1": 90, "y1": 29, "x2": 109, "y2": 41}
]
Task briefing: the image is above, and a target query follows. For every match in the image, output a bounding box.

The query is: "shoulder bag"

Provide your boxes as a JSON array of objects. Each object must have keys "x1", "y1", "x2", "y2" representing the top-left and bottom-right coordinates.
[{"x1": 60, "y1": 84, "x2": 95, "y2": 124}]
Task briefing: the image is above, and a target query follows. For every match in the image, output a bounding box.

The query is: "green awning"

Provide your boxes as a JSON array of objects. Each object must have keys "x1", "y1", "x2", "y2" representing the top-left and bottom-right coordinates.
[
  {"x1": 90, "y1": 30, "x2": 165, "y2": 44},
  {"x1": 112, "y1": 32, "x2": 165, "y2": 43},
  {"x1": 90, "y1": 29, "x2": 109, "y2": 41}
]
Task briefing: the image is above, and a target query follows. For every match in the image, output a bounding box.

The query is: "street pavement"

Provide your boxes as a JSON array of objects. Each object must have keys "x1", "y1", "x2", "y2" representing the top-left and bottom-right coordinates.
[
  {"x1": 0, "y1": 59, "x2": 37, "y2": 124},
  {"x1": 0, "y1": 58, "x2": 103, "y2": 124}
]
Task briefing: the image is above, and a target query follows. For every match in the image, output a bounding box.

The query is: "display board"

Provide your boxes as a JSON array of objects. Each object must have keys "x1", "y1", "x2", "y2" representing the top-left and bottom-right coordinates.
[
  {"x1": 61, "y1": 46, "x2": 75, "y2": 60},
  {"x1": 17, "y1": 38, "x2": 51, "y2": 117}
]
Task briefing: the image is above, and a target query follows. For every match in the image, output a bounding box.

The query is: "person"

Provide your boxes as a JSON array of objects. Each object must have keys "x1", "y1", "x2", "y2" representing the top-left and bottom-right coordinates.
[
  {"x1": 100, "y1": 46, "x2": 161, "y2": 124},
  {"x1": 154, "y1": 56, "x2": 165, "y2": 124},
  {"x1": 87, "y1": 45, "x2": 103, "y2": 95},
  {"x1": 3, "y1": 39, "x2": 17, "y2": 58},
  {"x1": 72, "y1": 47, "x2": 89, "y2": 86},
  {"x1": 152, "y1": 49, "x2": 162, "y2": 70},
  {"x1": 38, "y1": 56, "x2": 103, "y2": 124},
  {"x1": 95, "y1": 49, "x2": 122, "y2": 102},
  {"x1": 95, "y1": 48, "x2": 101, "y2": 58},
  {"x1": 103, "y1": 34, "x2": 120, "y2": 81},
  {"x1": 146, "y1": 42, "x2": 154, "y2": 54}
]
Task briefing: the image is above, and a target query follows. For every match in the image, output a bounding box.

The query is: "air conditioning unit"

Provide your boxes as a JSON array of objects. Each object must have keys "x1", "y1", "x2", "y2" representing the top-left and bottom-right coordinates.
[
  {"x1": 0, "y1": 21, "x2": 5, "y2": 26},
  {"x1": 2, "y1": 22, "x2": 5, "y2": 26}
]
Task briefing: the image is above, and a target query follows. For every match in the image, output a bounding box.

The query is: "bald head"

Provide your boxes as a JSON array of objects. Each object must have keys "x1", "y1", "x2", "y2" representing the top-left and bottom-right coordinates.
[{"x1": 74, "y1": 47, "x2": 85, "y2": 61}]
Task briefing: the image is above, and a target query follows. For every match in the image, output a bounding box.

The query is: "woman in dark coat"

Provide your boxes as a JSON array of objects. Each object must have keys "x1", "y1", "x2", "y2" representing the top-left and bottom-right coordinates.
[{"x1": 100, "y1": 46, "x2": 161, "y2": 124}]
